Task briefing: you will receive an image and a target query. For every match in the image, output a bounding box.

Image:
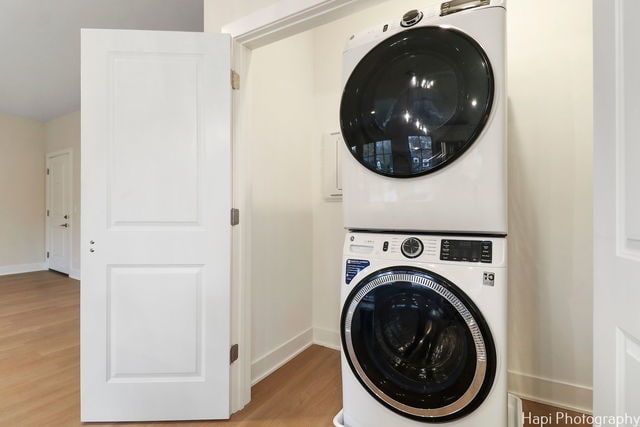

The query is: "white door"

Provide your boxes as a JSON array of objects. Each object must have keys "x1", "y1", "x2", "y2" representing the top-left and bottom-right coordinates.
[
  {"x1": 594, "y1": 1, "x2": 640, "y2": 425},
  {"x1": 81, "y1": 29, "x2": 232, "y2": 421},
  {"x1": 46, "y1": 151, "x2": 72, "y2": 274}
]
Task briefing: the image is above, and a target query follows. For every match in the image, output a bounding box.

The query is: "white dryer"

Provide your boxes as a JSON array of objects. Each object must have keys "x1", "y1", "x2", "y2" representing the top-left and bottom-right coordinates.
[
  {"x1": 340, "y1": 1, "x2": 506, "y2": 234},
  {"x1": 340, "y1": 231, "x2": 507, "y2": 426}
]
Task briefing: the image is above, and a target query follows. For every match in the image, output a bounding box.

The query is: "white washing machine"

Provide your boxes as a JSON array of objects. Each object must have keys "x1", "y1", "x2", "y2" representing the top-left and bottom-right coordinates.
[
  {"x1": 340, "y1": 231, "x2": 507, "y2": 426},
  {"x1": 340, "y1": 1, "x2": 506, "y2": 234}
]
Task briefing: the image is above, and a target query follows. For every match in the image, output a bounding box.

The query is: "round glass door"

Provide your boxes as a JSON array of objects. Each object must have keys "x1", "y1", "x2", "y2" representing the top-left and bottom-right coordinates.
[
  {"x1": 341, "y1": 267, "x2": 496, "y2": 422},
  {"x1": 340, "y1": 27, "x2": 494, "y2": 178}
]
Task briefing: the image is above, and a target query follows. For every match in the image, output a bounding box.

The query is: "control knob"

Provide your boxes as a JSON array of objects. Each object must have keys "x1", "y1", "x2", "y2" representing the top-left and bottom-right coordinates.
[
  {"x1": 401, "y1": 9, "x2": 424, "y2": 27},
  {"x1": 401, "y1": 237, "x2": 424, "y2": 258}
]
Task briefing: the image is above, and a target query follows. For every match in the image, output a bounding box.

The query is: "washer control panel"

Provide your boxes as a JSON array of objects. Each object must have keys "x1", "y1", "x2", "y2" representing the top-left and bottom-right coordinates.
[
  {"x1": 401, "y1": 237, "x2": 424, "y2": 258},
  {"x1": 441, "y1": 239, "x2": 492, "y2": 263}
]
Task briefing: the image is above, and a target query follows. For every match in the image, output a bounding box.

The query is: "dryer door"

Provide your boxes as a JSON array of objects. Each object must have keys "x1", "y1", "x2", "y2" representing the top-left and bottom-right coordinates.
[
  {"x1": 340, "y1": 27, "x2": 493, "y2": 178},
  {"x1": 341, "y1": 267, "x2": 496, "y2": 422}
]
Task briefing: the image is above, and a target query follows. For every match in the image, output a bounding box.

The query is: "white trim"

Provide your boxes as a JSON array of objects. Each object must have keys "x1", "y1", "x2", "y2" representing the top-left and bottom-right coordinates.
[
  {"x1": 0, "y1": 263, "x2": 48, "y2": 276},
  {"x1": 69, "y1": 268, "x2": 81, "y2": 281},
  {"x1": 508, "y1": 394, "x2": 524, "y2": 427},
  {"x1": 508, "y1": 370, "x2": 593, "y2": 414},
  {"x1": 251, "y1": 328, "x2": 314, "y2": 385},
  {"x1": 223, "y1": 0, "x2": 387, "y2": 49},
  {"x1": 313, "y1": 327, "x2": 341, "y2": 350},
  {"x1": 45, "y1": 148, "x2": 73, "y2": 276},
  {"x1": 229, "y1": 40, "x2": 254, "y2": 414}
]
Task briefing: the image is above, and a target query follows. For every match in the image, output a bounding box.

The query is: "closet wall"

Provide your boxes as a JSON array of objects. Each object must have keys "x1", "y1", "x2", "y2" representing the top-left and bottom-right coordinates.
[{"x1": 245, "y1": 31, "x2": 317, "y2": 383}]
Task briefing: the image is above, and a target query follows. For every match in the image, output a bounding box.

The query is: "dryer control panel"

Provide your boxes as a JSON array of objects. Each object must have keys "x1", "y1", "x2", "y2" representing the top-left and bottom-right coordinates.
[{"x1": 441, "y1": 239, "x2": 492, "y2": 263}]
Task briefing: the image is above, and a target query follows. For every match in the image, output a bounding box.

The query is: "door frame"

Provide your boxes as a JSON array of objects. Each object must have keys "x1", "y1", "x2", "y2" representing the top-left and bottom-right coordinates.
[
  {"x1": 226, "y1": 0, "x2": 385, "y2": 413},
  {"x1": 45, "y1": 148, "x2": 73, "y2": 275}
]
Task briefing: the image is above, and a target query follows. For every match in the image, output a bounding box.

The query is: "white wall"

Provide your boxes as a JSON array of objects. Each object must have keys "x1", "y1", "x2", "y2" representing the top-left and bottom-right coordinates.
[
  {"x1": 0, "y1": 113, "x2": 46, "y2": 274},
  {"x1": 245, "y1": 31, "x2": 316, "y2": 384},
  {"x1": 44, "y1": 111, "x2": 81, "y2": 279},
  {"x1": 506, "y1": 0, "x2": 593, "y2": 412}
]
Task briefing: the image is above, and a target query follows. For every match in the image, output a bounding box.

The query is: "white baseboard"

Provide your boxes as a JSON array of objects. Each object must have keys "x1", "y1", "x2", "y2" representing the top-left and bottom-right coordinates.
[
  {"x1": 313, "y1": 327, "x2": 340, "y2": 350},
  {"x1": 69, "y1": 268, "x2": 81, "y2": 281},
  {"x1": 508, "y1": 370, "x2": 593, "y2": 414},
  {"x1": 0, "y1": 263, "x2": 47, "y2": 276},
  {"x1": 251, "y1": 327, "x2": 313, "y2": 385}
]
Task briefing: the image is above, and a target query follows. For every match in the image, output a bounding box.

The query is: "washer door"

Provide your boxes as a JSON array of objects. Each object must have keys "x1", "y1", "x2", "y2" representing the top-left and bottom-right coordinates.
[
  {"x1": 340, "y1": 27, "x2": 493, "y2": 178},
  {"x1": 341, "y1": 267, "x2": 496, "y2": 422}
]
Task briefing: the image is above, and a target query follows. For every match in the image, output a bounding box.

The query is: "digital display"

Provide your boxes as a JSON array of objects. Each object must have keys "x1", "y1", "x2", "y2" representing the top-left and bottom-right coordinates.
[{"x1": 441, "y1": 240, "x2": 492, "y2": 263}]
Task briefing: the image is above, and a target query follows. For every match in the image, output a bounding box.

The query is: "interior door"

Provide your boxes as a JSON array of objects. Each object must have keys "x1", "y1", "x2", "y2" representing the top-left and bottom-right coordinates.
[
  {"x1": 81, "y1": 29, "x2": 232, "y2": 421},
  {"x1": 594, "y1": 0, "x2": 640, "y2": 424},
  {"x1": 46, "y1": 151, "x2": 71, "y2": 274}
]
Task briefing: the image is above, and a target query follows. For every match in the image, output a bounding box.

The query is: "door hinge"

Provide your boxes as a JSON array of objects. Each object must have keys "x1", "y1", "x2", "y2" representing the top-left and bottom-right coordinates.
[
  {"x1": 230, "y1": 343, "x2": 239, "y2": 364},
  {"x1": 231, "y1": 208, "x2": 240, "y2": 226},
  {"x1": 47, "y1": 210, "x2": 49, "y2": 217},
  {"x1": 231, "y1": 69, "x2": 240, "y2": 90},
  {"x1": 46, "y1": 168, "x2": 50, "y2": 175},
  {"x1": 46, "y1": 251, "x2": 49, "y2": 259}
]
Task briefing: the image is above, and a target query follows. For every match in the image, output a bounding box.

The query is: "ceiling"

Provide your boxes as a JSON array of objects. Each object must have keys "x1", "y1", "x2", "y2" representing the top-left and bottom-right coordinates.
[{"x1": 0, "y1": 0, "x2": 203, "y2": 122}]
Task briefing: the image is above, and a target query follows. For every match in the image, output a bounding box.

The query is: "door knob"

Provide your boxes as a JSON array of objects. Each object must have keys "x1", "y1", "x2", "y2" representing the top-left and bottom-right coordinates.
[{"x1": 59, "y1": 223, "x2": 68, "y2": 228}]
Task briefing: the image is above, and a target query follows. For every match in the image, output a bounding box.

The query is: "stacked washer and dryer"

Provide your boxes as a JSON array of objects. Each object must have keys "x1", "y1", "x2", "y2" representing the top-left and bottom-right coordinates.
[{"x1": 337, "y1": 1, "x2": 507, "y2": 426}]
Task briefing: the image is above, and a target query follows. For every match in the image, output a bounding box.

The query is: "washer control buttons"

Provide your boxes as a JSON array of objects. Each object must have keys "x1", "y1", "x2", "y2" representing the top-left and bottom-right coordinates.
[
  {"x1": 480, "y1": 241, "x2": 493, "y2": 263},
  {"x1": 483, "y1": 272, "x2": 495, "y2": 287},
  {"x1": 401, "y1": 9, "x2": 424, "y2": 27},
  {"x1": 401, "y1": 237, "x2": 424, "y2": 258}
]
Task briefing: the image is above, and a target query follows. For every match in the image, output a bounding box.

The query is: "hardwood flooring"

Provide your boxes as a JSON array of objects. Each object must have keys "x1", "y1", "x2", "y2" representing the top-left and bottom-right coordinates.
[
  {"x1": 0, "y1": 270, "x2": 80, "y2": 426},
  {"x1": 0, "y1": 270, "x2": 588, "y2": 426}
]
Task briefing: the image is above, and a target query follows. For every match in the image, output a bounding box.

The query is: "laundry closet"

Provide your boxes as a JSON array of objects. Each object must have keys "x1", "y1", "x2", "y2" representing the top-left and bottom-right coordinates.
[{"x1": 241, "y1": 0, "x2": 594, "y2": 418}]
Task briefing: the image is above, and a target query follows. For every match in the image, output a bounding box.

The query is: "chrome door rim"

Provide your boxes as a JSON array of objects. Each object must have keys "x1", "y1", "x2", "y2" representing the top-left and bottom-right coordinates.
[{"x1": 343, "y1": 271, "x2": 489, "y2": 418}]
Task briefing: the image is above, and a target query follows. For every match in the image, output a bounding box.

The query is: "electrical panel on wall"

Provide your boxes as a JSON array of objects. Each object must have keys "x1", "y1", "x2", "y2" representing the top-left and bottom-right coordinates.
[{"x1": 322, "y1": 132, "x2": 343, "y2": 201}]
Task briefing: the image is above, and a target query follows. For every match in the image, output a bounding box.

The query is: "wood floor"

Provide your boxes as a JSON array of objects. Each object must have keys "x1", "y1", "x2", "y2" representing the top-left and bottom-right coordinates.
[{"x1": 0, "y1": 270, "x2": 588, "y2": 426}]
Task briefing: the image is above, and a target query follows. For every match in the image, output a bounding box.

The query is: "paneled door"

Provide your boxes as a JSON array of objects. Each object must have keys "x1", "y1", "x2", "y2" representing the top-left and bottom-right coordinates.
[
  {"x1": 594, "y1": 1, "x2": 640, "y2": 425},
  {"x1": 81, "y1": 29, "x2": 232, "y2": 421},
  {"x1": 46, "y1": 150, "x2": 72, "y2": 274}
]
